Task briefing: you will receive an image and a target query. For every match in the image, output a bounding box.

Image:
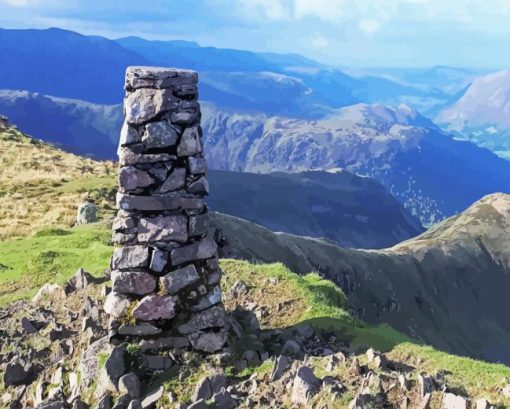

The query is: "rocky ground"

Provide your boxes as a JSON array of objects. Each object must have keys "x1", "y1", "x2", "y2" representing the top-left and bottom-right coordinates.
[{"x1": 1, "y1": 263, "x2": 507, "y2": 409}]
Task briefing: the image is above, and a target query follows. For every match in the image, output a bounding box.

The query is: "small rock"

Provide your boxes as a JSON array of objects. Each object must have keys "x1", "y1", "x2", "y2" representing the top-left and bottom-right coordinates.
[
  {"x1": 230, "y1": 280, "x2": 248, "y2": 298},
  {"x1": 64, "y1": 268, "x2": 92, "y2": 294},
  {"x1": 119, "y1": 373, "x2": 141, "y2": 398},
  {"x1": 442, "y1": 393, "x2": 468, "y2": 409},
  {"x1": 21, "y1": 317, "x2": 39, "y2": 334},
  {"x1": 104, "y1": 292, "x2": 130, "y2": 318},
  {"x1": 97, "y1": 395, "x2": 112, "y2": 409},
  {"x1": 188, "y1": 329, "x2": 227, "y2": 353},
  {"x1": 326, "y1": 352, "x2": 346, "y2": 372},
  {"x1": 3, "y1": 362, "x2": 39, "y2": 386},
  {"x1": 280, "y1": 339, "x2": 302, "y2": 357},
  {"x1": 127, "y1": 401, "x2": 142, "y2": 409},
  {"x1": 349, "y1": 358, "x2": 362, "y2": 376},
  {"x1": 417, "y1": 393, "x2": 431, "y2": 409},
  {"x1": 475, "y1": 399, "x2": 494, "y2": 409},
  {"x1": 76, "y1": 201, "x2": 98, "y2": 225},
  {"x1": 141, "y1": 386, "x2": 164, "y2": 408},
  {"x1": 193, "y1": 377, "x2": 213, "y2": 402},
  {"x1": 211, "y1": 390, "x2": 237, "y2": 409},
  {"x1": 144, "y1": 355, "x2": 173, "y2": 371},
  {"x1": 99, "y1": 346, "x2": 126, "y2": 393},
  {"x1": 32, "y1": 284, "x2": 64, "y2": 304},
  {"x1": 72, "y1": 400, "x2": 89, "y2": 409},
  {"x1": 271, "y1": 355, "x2": 292, "y2": 382},
  {"x1": 291, "y1": 366, "x2": 321, "y2": 405},
  {"x1": 418, "y1": 373, "x2": 435, "y2": 397}
]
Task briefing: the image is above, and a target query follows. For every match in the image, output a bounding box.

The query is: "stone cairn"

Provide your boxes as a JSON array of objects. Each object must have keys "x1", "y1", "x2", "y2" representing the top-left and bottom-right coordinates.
[{"x1": 105, "y1": 66, "x2": 227, "y2": 353}]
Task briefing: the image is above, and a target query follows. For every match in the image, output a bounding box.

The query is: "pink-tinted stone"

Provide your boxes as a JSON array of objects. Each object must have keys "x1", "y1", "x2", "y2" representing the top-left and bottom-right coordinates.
[{"x1": 132, "y1": 295, "x2": 178, "y2": 321}]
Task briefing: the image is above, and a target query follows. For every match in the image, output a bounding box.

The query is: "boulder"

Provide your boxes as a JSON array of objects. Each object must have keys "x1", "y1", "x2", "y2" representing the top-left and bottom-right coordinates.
[
  {"x1": 172, "y1": 111, "x2": 198, "y2": 126},
  {"x1": 125, "y1": 66, "x2": 197, "y2": 90},
  {"x1": 132, "y1": 295, "x2": 178, "y2": 321},
  {"x1": 230, "y1": 280, "x2": 248, "y2": 298},
  {"x1": 111, "y1": 271, "x2": 157, "y2": 296},
  {"x1": 291, "y1": 366, "x2": 321, "y2": 405},
  {"x1": 76, "y1": 202, "x2": 98, "y2": 225},
  {"x1": 160, "y1": 265, "x2": 200, "y2": 295},
  {"x1": 80, "y1": 336, "x2": 110, "y2": 386}
]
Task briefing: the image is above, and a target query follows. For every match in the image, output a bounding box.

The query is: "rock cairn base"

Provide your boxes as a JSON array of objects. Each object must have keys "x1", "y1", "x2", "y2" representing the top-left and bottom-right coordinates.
[{"x1": 105, "y1": 66, "x2": 227, "y2": 353}]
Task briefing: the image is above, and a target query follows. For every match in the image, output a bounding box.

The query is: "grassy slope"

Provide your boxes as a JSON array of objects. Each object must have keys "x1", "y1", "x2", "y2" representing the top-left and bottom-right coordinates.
[
  {"x1": 0, "y1": 127, "x2": 116, "y2": 240},
  {"x1": 1, "y1": 225, "x2": 510, "y2": 406}
]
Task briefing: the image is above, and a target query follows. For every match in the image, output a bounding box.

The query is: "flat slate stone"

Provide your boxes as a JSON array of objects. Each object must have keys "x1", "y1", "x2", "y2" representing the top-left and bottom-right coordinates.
[
  {"x1": 190, "y1": 286, "x2": 222, "y2": 311},
  {"x1": 177, "y1": 126, "x2": 201, "y2": 156},
  {"x1": 118, "y1": 147, "x2": 175, "y2": 167},
  {"x1": 160, "y1": 265, "x2": 200, "y2": 295},
  {"x1": 170, "y1": 237, "x2": 217, "y2": 266},
  {"x1": 159, "y1": 168, "x2": 186, "y2": 192},
  {"x1": 118, "y1": 323, "x2": 162, "y2": 336},
  {"x1": 143, "y1": 120, "x2": 179, "y2": 149},
  {"x1": 125, "y1": 88, "x2": 179, "y2": 124},
  {"x1": 188, "y1": 156, "x2": 207, "y2": 174},
  {"x1": 111, "y1": 270, "x2": 157, "y2": 295},
  {"x1": 118, "y1": 121, "x2": 141, "y2": 148},
  {"x1": 188, "y1": 176, "x2": 210, "y2": 195},
  {"x1": 149, "y1": 248, "x2": 168, "y2": 273},
  {"x1": 189, "y1": 213, "x2": 209, "y2": 237},
  {"x1": 189, "y1": 329, "x2": 228, "y2": 353},
  {"x1": 125, "y1": 66, "x2": 197, "y2": 90},
  {"x1": 138, "y1": 336, "x2": 190, "y2": 351},
  {"x1": 178, "y1": 306, "x2": 226, "y2": 335},
  {"x1": 133, "y1": 295, "x2": 178, "y2": 321},
  {"x1": 117, "y1": 192, "x2": 204, "y2": 211},
  {"x1": 111, "y1": 246, "x2": 150, "y2": 270},
  {"x1": 137, "y1": 215, "x2": 188, "y2": 243},
  {"x1": 119, "y1": 166, "x2": 155, "y2": 192}
]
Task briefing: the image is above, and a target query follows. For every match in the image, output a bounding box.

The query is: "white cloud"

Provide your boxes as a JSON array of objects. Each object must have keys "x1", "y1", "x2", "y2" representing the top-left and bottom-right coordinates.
[
  {"x1": 310, "y1": 35, "x2": 329, "y2": 48},
  {"x1": 2, "y1": 0, "x2": 39, "y2": 6},
  {"x1": 294, "y1": 0, "x2": 345, "y2": 21},
  {"x1": 237, "y1": 0, "x2": 290, "y2": 20},
  {"x1": 359, "y1": 19, "x2": 381, "y2": 35}
]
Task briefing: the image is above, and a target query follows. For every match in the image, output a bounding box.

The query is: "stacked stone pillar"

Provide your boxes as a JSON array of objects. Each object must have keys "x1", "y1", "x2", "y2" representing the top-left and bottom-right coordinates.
[{"x1": 104, "y1": 66, "x2": 227, "y2": 353}]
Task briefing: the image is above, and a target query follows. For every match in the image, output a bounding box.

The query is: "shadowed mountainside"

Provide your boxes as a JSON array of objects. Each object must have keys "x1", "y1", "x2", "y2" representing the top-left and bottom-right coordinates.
[{"x1": 211, "y1": 193, "x2": 510, "y2": 364}]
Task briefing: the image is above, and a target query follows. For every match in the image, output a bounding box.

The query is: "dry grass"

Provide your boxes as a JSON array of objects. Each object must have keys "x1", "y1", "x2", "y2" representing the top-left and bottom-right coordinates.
[{"x1": 0, "y1": 127, "x2": 116, "y2": 240}]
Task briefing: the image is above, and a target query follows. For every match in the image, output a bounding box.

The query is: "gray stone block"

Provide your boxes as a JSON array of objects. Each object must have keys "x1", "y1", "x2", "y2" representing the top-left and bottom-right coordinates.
[{"x1": 160, "y1": 265, "x2": 200, "y2": 295}]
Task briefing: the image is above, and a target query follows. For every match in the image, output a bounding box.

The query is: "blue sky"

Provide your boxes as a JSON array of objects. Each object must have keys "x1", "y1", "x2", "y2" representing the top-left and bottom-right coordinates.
[{"x1": 1, "y1": 0, "x2": 509, "y2": 68}]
